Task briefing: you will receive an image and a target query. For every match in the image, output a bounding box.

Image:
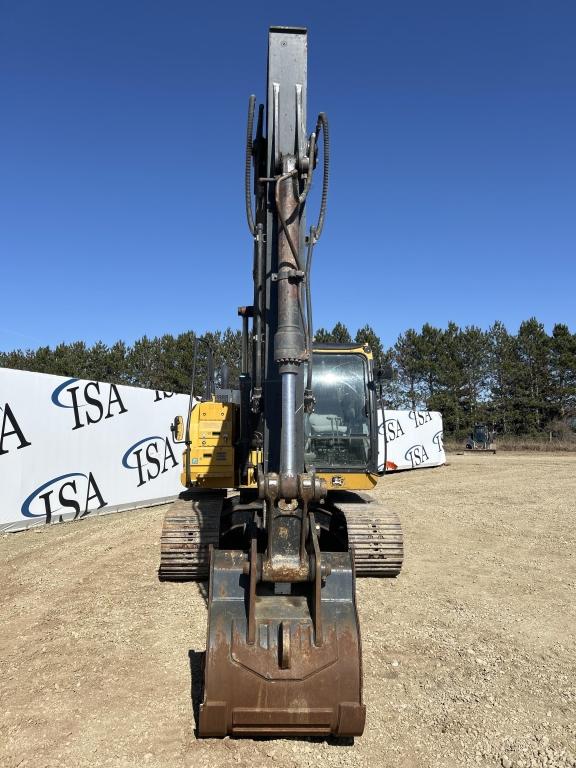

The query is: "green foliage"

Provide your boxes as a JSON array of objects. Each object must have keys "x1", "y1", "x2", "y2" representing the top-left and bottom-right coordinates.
[
  {"x1": 355, "y1": 324, "x2": 385, "y2": 367},
  {"x1": 392, "y1": 319, "x2": 574, "y2": 437},
  {"x1": 1, "y1": 319, "x2": 573, "y2": 439},
  {"x1": 0, "y1": 330, "x2": 242, "y2": 396},
  {"x1": 314, "y1": 322, "x2": 352, "y2": 344}
]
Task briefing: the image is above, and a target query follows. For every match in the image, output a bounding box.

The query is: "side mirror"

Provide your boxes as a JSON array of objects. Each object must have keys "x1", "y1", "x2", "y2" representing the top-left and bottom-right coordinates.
[
  {"x1": 376, "y1": 363, "x2": 394, "y2": 382},
  {"x1": 171, "y1": 415, "x2": 185, "y2": 443}
]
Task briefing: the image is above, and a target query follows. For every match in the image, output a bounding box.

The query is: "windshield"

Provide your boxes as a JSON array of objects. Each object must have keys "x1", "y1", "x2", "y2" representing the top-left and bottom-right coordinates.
[{"x1": 304, "y1": 353, "x2": 370, "y2": 470}]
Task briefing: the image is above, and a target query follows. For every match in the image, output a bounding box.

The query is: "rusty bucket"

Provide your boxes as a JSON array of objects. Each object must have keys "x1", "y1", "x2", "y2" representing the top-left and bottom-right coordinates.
[{"x1": 198, "y1": 548, "x2": 365, "y2": 737}]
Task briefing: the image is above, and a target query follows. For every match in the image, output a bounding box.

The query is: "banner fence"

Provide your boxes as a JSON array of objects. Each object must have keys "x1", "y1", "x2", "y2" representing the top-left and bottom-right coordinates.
[{"x1": 1, "y1": 368, "x2": 444, "y2": 532}]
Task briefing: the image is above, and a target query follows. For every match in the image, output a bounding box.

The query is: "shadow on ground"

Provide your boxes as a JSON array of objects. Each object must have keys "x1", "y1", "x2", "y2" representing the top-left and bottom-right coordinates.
[
  {"x1": 188, "y1": 649, "x2": 205, "y2": 734},
  {"x1": 195, "y1": 581, "x2": 209, "y2": 606}
]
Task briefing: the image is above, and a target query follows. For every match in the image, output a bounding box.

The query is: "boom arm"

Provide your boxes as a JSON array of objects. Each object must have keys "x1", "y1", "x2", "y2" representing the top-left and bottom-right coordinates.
[{"x1": 242, "y1": 27, "x2": 332, "y2": 583}]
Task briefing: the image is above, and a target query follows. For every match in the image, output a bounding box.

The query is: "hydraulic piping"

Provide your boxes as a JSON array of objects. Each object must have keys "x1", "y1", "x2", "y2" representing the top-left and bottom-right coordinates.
[
  {"x1": 245, "y1": 95, "x2": 256, "y2": 236},
  {"x1": 244, "y1": 95, "x2": 331, "y2": 418}
]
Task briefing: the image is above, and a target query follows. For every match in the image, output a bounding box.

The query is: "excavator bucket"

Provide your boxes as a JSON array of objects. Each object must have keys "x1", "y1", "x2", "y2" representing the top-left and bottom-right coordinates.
[{"x1": 199, "y1": 548, "x2": 366, "y2": 737}]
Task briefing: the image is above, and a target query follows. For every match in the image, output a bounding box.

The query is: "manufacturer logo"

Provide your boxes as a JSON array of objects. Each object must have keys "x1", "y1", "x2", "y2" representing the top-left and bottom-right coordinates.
[
  {"x1": 432, "y1": 430, "x2": 444, "y2": 452},
  {"x1": 122, "y1": 435, "x2": 178, "y2": 487},
  {"x1": 21, "y1": 472, "x2": 107, "y2": 523},
  {"x1": 408, "y1": 410, "x2": 432, "y2": 428},
  {"x1": 404, "y1": 444, "x2": 429, "y2": 468},
  {"x1": 51, "y1": 378, "x2": 128, "y2": 431},
  {"x1": 0, "y1": 402, "x2": 32, "y2": 456},
  {"x1": 382, "y1": 417, "x2": 405, "y2": 443}
]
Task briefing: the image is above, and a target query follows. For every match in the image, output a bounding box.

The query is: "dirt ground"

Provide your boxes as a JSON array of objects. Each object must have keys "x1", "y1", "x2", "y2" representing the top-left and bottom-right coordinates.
[{"x1": 1, "y1": 453, "x2": 575, "y2": 768}]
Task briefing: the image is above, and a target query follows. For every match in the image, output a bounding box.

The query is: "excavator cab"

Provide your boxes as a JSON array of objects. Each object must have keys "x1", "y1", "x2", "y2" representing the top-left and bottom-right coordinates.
[
  {"x1": 305, "y1": 347, "x2": 378, "y2": 478},
  {"x1": 159, "y1": 26, "x2": 403, "y2": 739}
]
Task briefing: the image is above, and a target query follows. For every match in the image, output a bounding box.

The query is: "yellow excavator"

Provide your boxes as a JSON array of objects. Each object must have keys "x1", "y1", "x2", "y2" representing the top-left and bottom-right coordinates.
[{"x1": 159, "y1": 26, "x2": 403, "y2": 738}]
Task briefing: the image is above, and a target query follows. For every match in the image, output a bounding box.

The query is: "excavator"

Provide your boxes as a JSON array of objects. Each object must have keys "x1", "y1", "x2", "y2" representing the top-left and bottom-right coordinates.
[{"x1": 159, "y1": 26, "x2": 403, "y2": 738}]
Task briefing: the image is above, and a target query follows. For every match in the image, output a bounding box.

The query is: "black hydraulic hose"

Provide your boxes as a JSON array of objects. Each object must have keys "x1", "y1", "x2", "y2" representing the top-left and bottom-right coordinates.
[
  {"x1": 271, "y1": 112, "x2": 329, "y2": 408},
  {"x1": 254, "y1": 223, "x2": 264, "y2": 391},
  {"x1": 313, "y1": 112, "x2": 329, "y2": 242},
  {"x1": 297, "y1": 280, "x2": 308, "y2": 352},
  {"x1": 305, "y1": 229, "x2": 316, "y2": 395},
  {"x1": 245, "y1": 95, "x2": 256, "y2": 236}
]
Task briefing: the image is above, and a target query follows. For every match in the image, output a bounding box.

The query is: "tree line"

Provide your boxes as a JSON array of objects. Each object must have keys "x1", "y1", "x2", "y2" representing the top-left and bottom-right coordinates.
[{"x1": 1, "y1": 318, "x2": 574, "y2": 438}]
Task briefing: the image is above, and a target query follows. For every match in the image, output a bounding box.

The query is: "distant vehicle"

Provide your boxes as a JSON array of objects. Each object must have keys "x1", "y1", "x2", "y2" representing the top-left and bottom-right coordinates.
[{"x1": 465, "y1": 424, "x2": 496, "y2": 453}]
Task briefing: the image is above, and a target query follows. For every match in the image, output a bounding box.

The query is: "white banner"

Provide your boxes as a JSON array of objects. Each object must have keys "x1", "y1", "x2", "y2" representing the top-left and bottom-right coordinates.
[
  {"x1": 378, "y1": 409, "x2": 445, "y2": 471},
  {"x1": 0, "y1": 367, "x2": 189, "y2": 532},
  {"x1": 1, "y1": 368, "x2": 445, "y2": 532}
]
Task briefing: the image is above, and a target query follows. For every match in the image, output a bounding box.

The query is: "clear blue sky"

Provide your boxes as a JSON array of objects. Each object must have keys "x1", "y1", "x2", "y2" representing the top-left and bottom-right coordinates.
[{"x1": 1, "y1": 0, "x2": 575, "y2": 353}]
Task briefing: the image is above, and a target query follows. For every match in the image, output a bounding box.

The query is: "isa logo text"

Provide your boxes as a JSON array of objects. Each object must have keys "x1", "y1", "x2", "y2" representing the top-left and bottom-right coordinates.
[
  {"x1": 382, "y1": 417, "x2": 405, "y2": 442},
  {"x1": 21, "y1": 472, "x2": 107, "y2": 524},
  {"x1": 432, "y1": 430, "x2": 444, "y2": 452},
  {"x1": 408, "y1": 410, "x2": 432, "y2": 428},
  {"x1": 122, "y1": 435, "x2": 178, "y2": 487},
  {"x1": 51, "y1": 379, "x2": 128, "y2": 431},
  {"x1": 1, "y1": 402, "x2": 32, "y2": 456},
  {"x1": 404, "y1": 444, "x2": 430, "y2": 468}
]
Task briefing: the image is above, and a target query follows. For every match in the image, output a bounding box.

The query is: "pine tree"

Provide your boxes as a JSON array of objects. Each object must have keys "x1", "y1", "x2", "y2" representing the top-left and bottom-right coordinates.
[
  {"x1": 1, "y1": 319, "x2": 573, "y2": 439},
  {"x1": 515, "y1": 318, "x2": 551, "y2": 434},
  {"x1": 355, "y1": 324, "x2": 385, "y2": 369},
  {"x1": 457, "y1": 325, "x2": 491, "y2": 428},
  {"x1": 549, "y1": 323, "x2": 576, "y2": 421},
  {"x1": 313, "y1": 327, "x2": 333, "y2": 343},
  {"x1": 394, "y1": 329, "x2": 424, "y2": 410},
  {"x1": 87, "y1": 341, "x2": 110, "y2": 382},
  {"x1": 488, "y1": 321, "x2": 515, "y2": 434},
  {"x1": 429, "y1": 323, "x2": 465, "y2": 434},
  {"x1": 330, "y1": 322, "x2": 352, "y2": 344}
]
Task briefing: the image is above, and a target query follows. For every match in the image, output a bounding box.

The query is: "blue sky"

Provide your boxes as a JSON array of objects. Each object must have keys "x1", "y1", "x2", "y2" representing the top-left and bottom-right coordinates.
[{"x1": 1, "y1": 0, "x2": 575, "y2": 353}]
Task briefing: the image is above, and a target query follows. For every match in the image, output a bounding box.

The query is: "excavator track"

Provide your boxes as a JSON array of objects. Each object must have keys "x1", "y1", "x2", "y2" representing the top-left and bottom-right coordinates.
[
  {"x1": 334, "y1": 498, "x2": 404, "y2": 578},
  {"x1": 158, "y1": 490, "x2": 225, "y2": 581}
]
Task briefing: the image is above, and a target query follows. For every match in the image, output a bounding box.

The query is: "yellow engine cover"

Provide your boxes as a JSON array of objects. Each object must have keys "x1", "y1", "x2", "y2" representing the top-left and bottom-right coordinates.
[{"x1": 182, "y1": 400, "x2": 236, "y2": 488}]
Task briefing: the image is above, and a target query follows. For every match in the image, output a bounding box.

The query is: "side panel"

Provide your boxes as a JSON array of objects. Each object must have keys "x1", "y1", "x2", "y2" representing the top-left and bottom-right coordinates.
[{"x1": 182, "y1": 401, "x2": 236, "y2": 488}]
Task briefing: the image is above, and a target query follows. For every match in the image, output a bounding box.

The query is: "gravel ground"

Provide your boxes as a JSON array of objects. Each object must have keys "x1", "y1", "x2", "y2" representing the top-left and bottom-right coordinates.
[{"x1": 1, "y1": 452, "x2": 575, "y2": 768}]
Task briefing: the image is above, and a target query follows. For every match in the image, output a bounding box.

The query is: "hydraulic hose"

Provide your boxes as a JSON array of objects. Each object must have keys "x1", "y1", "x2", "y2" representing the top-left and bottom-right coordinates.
[
  {"x1": 271, "y1": 113, "x2": 330, "y2": 410},
  {"x1": 313, "y1": 113, "x2": 329, "y2": 242},
  {"x1": 245, "y1": 95, "x2": 256, "y2": 236},
  {"x1": 304, "y1": 229, "x2": 316, "y2": 398},
  {"x1": 254, "y1": 223, "x2": 264, "y2": 392},
  {"x1": 303, "y1": 113, "x2": 329, "y2": 404}
]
